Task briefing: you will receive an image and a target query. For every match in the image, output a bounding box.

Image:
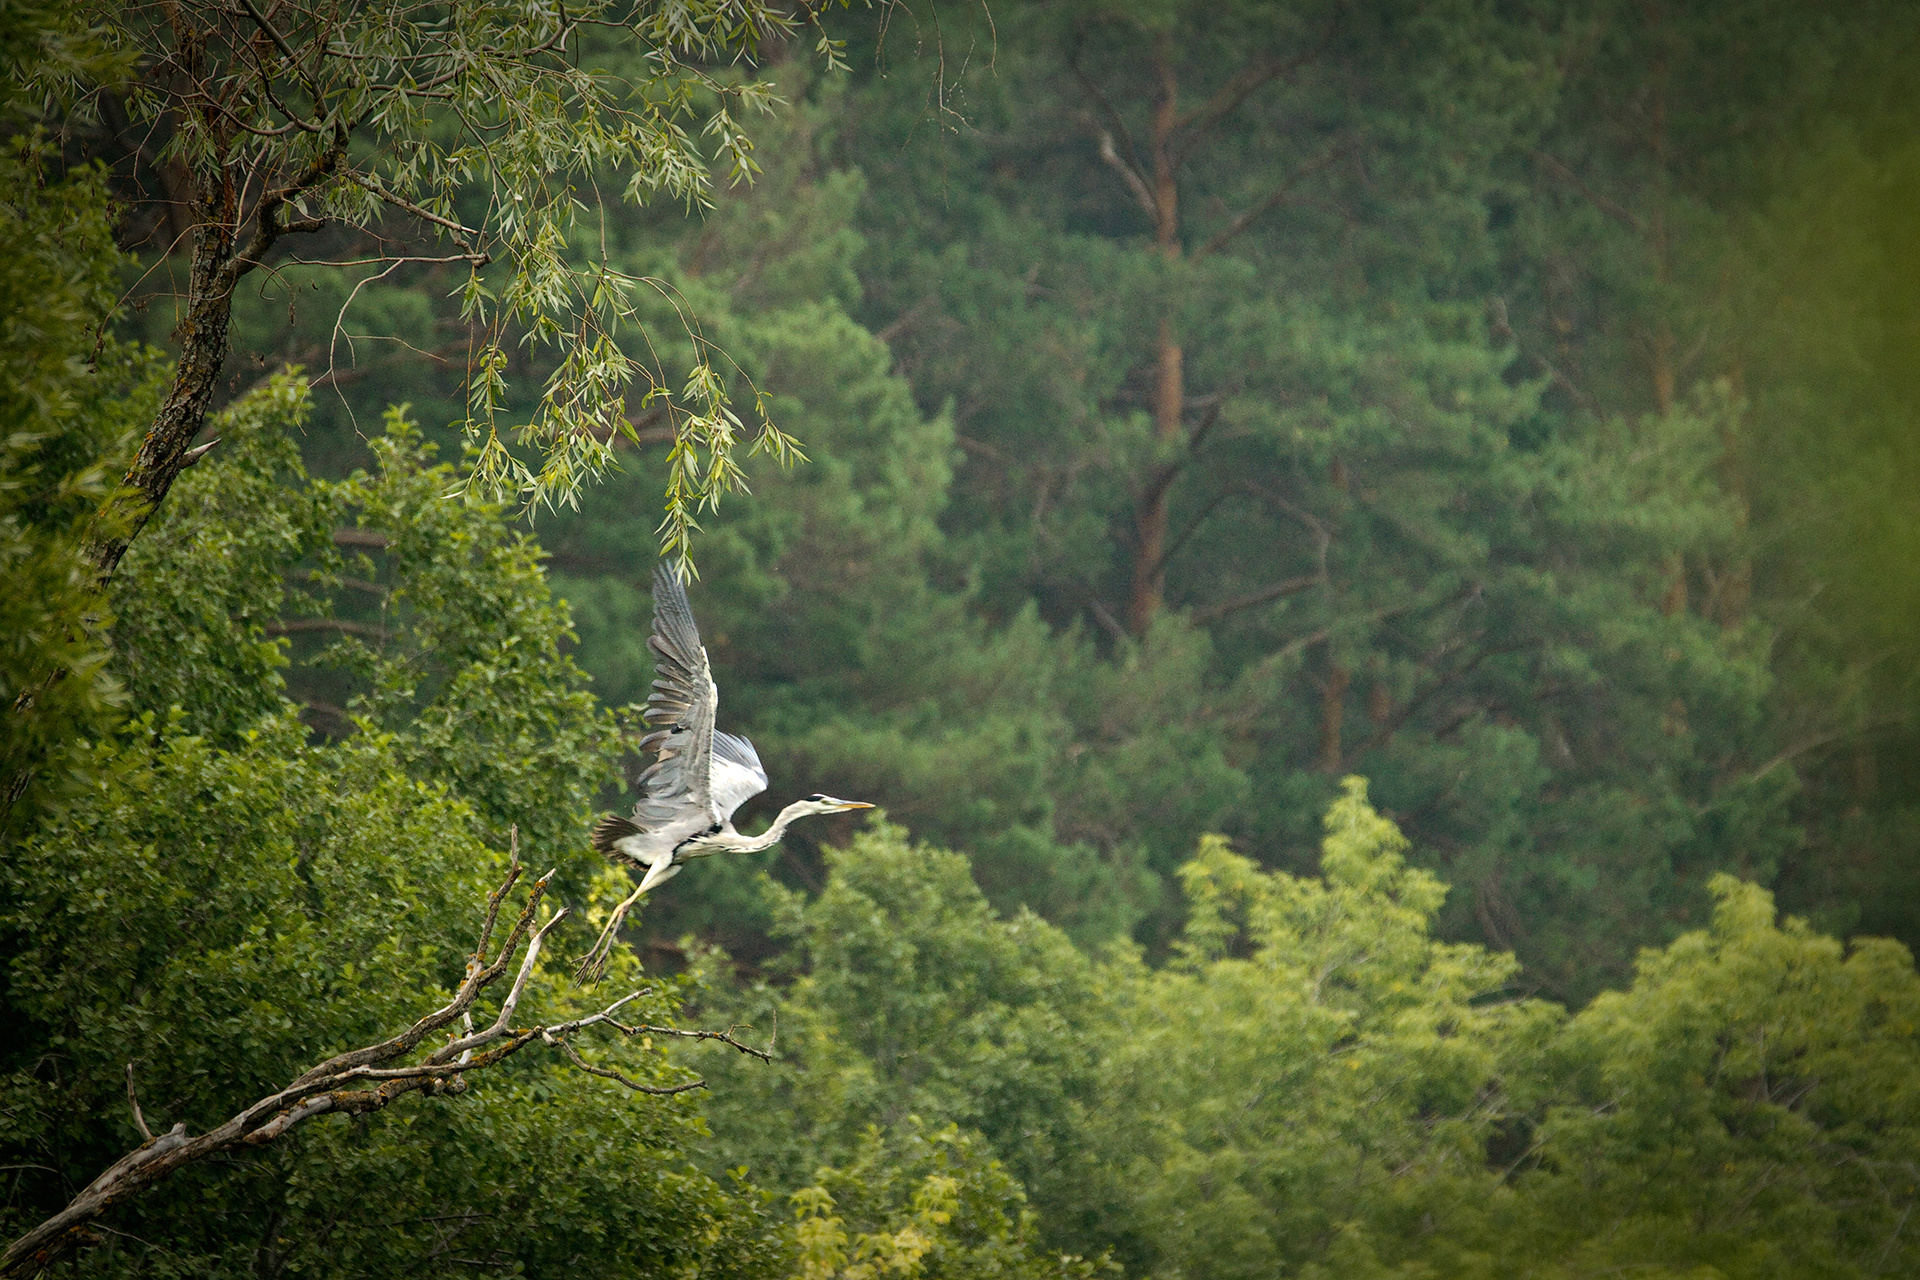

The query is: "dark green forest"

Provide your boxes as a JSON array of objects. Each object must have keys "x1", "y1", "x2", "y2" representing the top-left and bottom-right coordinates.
[{"x1": 5, "y1": 0, "x2": 1920, "y2": 1275}]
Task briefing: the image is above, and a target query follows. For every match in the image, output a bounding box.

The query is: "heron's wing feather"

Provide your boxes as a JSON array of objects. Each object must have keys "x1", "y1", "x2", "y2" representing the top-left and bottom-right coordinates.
[
  {"x1": 591, "y1": 814, "x2": 645, "y2": 863},
  {"x1": 710, "y1": 731, "x2": 769, "y2": 822},
  {"x1": 635, "y1": 563, "x2": 718, "y2": 830}
]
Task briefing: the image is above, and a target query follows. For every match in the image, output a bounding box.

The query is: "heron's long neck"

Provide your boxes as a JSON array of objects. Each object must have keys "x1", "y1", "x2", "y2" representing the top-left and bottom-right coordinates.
[{"x1": 736, "y1": 802, "x2": 813, "y2": 852}]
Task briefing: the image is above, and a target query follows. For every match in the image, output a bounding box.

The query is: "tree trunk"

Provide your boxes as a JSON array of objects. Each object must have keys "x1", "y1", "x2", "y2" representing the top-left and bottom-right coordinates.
[
  {"x1": 88, "y1": 112, "x2": 344, "y2": 580},
  {"x1": 1126, "y1": 316, "x2": 1185, "y2": 635},
  {"x1": 89, "y1": 174, "x2": 239, "y2": 580},
  {"x1": 1659, "y1": 552, "x2": 1688, "y2": 617},
  {"x1": 1125, "y1": 35, "x2": 1185, "y2": 637},
  {"x1": 1714, "y1": 360, "x2": 1751, "y2": 628},
  {"x1": 1318, "y1": 658, "x2": 1350, "y2": 773},
  {"x1": 1650, "y1": 324, "x2": 1675, "y2": 416}
]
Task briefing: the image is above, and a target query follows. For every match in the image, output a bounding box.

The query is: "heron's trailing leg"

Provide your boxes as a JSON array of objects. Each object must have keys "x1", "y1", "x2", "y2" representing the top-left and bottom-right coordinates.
[
  {"x1": 573, "y1": 881, "x2": 651, "y2": 986},
  {"x1": 574, "y1": 854, "x2": 684, "y2": 985}
]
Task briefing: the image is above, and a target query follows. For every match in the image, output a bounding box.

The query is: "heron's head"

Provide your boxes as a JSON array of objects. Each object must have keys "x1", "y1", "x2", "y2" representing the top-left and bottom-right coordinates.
[{"x1": 801, "y1": 793, "x2": 874, "y2": 815}]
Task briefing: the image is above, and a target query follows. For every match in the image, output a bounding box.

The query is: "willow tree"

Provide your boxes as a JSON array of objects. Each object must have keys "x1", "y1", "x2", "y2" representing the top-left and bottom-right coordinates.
[{"x1": 55, "y1": 0, "x2": 847, "y2": 576}]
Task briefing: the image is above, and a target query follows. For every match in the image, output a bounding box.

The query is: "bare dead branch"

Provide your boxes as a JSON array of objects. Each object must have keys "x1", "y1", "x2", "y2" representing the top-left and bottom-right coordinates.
[
  {"x1": 342, "y1": 171, "x2": 485, "y2": 252},
  {"x1": 1171, "y1": 56, "x2": 1286, "y2": 153},
  {"x1": 1169, "y1": 18, "x2": 1339, "y2": 163},
  {"x1": 0, "y1": 860, "x2": 741, "y2": 1279},
  {"x1": 1068, "y1": 44, "x2": 1158, "y2": 221},
  {"x1": 550, "y1": 1036, "x2": 706, "y2": 1095},
  {"x1": 619, "y1": 1022, "x2": 775, "y2": 1064}
]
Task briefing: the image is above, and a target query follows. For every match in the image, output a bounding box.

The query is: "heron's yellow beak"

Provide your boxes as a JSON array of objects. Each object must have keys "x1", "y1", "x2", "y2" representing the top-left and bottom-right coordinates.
[{"x1": 834, "y1": 801, "x2": 875, "y2": 811}]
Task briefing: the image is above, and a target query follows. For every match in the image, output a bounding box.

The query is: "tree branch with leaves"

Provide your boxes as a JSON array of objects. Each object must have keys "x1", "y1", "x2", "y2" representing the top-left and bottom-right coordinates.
[
  {"x1": 58, "y1": 0, "x2": 838, "y2": 578},
  {"x1": 0, "y1": 848, "x2": 774, "y2": 1279}
]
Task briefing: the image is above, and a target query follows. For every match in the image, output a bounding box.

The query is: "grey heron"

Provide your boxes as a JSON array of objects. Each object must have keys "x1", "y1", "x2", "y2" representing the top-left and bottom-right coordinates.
[{"x1": 574, "y1": 564, "x2": 871, "y2": 983}]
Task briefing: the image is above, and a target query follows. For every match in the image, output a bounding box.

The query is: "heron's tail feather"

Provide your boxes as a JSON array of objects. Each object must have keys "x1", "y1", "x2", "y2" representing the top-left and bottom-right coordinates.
[{"x1": 590, "y1": 814, "x2": 645, "y2": 859}]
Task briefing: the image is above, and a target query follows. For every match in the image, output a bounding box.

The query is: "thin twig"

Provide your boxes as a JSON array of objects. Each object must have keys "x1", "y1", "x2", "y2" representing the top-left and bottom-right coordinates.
[
  {"x1": 124, "y1": 1065, "x2": 153, "y2": 1143},
  {"x1": 622, "y1": 1022, "x2": 775, "y2": 1064},
  {"x1": 548, "y1": 1037, "x2": 706, "y2": 1096}
]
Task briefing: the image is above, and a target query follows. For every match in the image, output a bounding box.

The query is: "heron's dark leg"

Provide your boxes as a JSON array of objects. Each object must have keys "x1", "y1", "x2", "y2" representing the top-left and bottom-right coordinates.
[{"x1": 573, "y1": 881, "x2": 652, "y2": 986}]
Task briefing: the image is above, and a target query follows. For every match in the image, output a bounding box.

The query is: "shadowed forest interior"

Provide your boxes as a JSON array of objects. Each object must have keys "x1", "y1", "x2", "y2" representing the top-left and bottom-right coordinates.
[{"x1": 4, "y1": 1, "x2": 1920, "y2": 1276}]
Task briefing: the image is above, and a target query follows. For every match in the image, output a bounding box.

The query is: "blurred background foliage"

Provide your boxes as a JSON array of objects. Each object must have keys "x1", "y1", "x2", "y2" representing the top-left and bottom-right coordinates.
[{"x1": 4, "y1": 0, "x2": 1920, "y2": 1275}]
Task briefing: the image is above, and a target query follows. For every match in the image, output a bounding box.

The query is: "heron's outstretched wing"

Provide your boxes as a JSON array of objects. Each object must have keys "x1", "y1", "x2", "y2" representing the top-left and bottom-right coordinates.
[
  {"x1": 634, "y1": 563, "x2": 718, "y2": 831},
  {"x1": 711, "y1": 730, "x2": 769, "y2": 823}
]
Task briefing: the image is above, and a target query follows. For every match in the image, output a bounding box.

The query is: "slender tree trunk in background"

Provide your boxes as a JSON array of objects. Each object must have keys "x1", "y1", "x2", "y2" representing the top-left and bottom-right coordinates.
[
  {"x1": 1646, "y1": 2, "x2": 1673, "y2": 417},
  {"x1": 1715, "y1": 362, "x2": 1752, "y2": 627},
  {"x1": 1079, "y1": 29, "x2": 1309, "y2": 636},
  {"x1": 1318, "y1": 657, "x2": 1350, "y2": 773},
  {"x1": 1650, "y1": 324, "x2": 1675, "y2": 416},
  {"x1": 1367, "y1": 672, "x2": 1392, "y2": 725},
  {"x1": 1128, "y1": 313, "x2": 1186, "y2": 636},
  {"x1": 1126, "y1": 35, "x2": 1186, "y2": 637},
  {"x1": 1642, "y1": 20, "x2": 1693, "y2": 621},
  {"x1": 1660, "y1": 552, "x2": 1689, "y2": 617}
]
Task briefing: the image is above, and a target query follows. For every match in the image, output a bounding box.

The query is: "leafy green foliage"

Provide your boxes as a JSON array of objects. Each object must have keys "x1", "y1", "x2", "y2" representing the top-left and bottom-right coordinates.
[
  {"x1": 522, "y1": 29, "x2": 1782, "y2": 995},
  {"x1": 533, "y1": 71, "x2": 1248, "y2": 950},
  {"x1": 1052, "y1": 782, "x2": 1550, "y2": 1277},
  {"x1": 789, "y1": 1123, "x2": 1109, "y2": 1280},
  {"x1": 1475, "y1": 876, "x2": 1920, "y2": 1279},
  {"x1": 0, "y1": 378, "x2": 784, "y2": 1275},
  {"x1": 9, "y1": 2, "x2": 1920, "y2": 1274},
  {"x1": 1726, "y1": 126, "x2": 1920, "y2": 942},
  {"x1": 0, "y1": 703, "x2": 780, "y2": 1276},
  {"x1": 0, "y1": 41, "x2": 161, "y2": 833},
  {"x1": 110, "y1": 376, "x2": 614, "y2": 875},
  {"x1": 203, "y1": 3, "x2": 1917, "y2": 997},
  {"x1": 816, "y1": 6, "x2": 1797, "y2": 994},
  {"x1": 691, "y1": 782, "x2": 1920, "y2": 1280},
  {"x1": 689, "y1": 819, "x2": 1104, "y2": 1202}
]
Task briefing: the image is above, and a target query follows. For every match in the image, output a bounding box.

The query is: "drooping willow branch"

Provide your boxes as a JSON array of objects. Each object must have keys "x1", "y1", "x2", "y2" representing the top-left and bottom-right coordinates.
[
  {"x1": 0, "y1": 854, "x2": 770, "y2": 1279},
  {"x1": 72, "y1": 0, "x2": 833, "y2": 582}
]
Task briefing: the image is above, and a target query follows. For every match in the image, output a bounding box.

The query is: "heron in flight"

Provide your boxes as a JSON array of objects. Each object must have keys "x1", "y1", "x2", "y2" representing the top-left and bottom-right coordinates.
[{"x1": 574, "y1": 564, "x2": 871, "y2": 983}]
